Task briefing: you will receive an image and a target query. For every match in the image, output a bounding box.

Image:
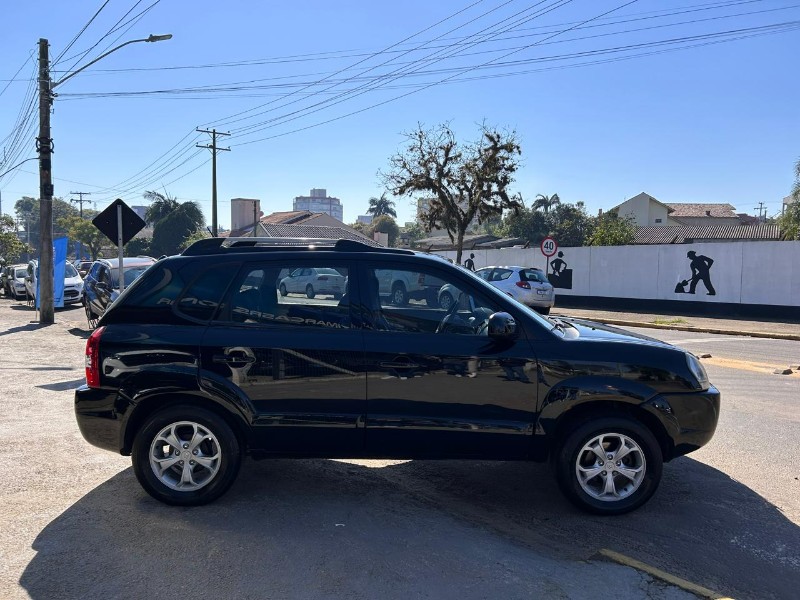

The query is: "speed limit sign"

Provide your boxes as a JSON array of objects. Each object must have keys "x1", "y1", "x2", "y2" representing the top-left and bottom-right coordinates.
[{"x1": 540, "y1": 236, "x2": 558, "y2": 257}]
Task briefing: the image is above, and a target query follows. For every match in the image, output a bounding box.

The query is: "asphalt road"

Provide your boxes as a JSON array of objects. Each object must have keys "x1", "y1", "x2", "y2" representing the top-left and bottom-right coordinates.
[{"x1": 1, "y1": 297, "x2": 797, "y2": 600}]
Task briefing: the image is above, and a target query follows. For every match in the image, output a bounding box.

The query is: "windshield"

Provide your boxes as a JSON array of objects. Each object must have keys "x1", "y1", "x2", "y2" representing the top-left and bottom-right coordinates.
[
  {"x1": 111, "y1": 266, "x2": 151, "y2": 287},
  {"x1": 14, "y1": 268, "x2": 26, "y2": 278},
  {"x1": 64, "y1": 264, "x2": 78, "y2": 278}
]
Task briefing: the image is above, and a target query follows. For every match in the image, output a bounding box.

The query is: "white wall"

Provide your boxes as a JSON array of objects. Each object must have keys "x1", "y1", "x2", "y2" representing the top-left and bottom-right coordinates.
[{"x1": 439, "y1": 241, "x2": 800, "y2": 308}]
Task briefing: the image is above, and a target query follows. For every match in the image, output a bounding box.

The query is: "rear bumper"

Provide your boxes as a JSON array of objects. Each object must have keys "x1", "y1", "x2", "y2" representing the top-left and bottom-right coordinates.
[{"x1": 74, "y1": 384, "x2": 126, "y2": 454}]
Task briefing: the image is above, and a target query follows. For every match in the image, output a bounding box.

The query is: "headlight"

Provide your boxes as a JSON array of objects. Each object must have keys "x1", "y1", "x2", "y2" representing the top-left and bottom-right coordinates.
[{"x1": 686, "y1": 353, "x2": 709, "y2": 390}]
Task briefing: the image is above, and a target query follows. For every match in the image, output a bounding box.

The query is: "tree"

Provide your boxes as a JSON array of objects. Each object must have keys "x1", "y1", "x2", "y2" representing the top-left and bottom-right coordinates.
[
  {"x1": 499, "y1": 205, "x2": 548, "y2": 244},
  {"x1": 366, "y1": 193, "x2": 397, "y2": 219},
  {"x1": 382, "y1": 123, "x2": 523, "y2": 264},
  {"x1": 533, "y1": 193, "x2": 560, "y2": 213},
  {"x1": 125, "y1": 237, "x2": 152, "y2": 256},
  {"x1": 143, "y1": 190, "x2": 205, "y2": 256},
  {"x1": 57, "y1": 215, "x2": 107, "y2": 260},
  {"x1": 402, "y1": 221, "x2": 426, "y2": 247},
  {"x1": 546, "y1": 201, "x2": 593, "y2": 247},
  {"x1": 587, "y1": 212, "x2": 636, "y2": 246},
  {"x1": 369, "y1": 215, "x2": 400, "y2": 247},
  {"x1": 0, "y1": 215, "x2": 29, "y2": 263},
  {"x1": 779, "y1": 158, "x2": 800, "y2": 240},
  {"x1": 13, "y1": 196, "x2": 77, "y2": 250}
]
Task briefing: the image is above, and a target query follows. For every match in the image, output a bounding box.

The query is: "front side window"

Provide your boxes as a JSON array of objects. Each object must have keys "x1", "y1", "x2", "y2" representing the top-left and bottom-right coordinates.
[
  {"x1": 368, "y1": 266, "x2": 501, "y2": 335},
  {"x1": 222, "y1": 262, "x2": 350, "y2": 329}
]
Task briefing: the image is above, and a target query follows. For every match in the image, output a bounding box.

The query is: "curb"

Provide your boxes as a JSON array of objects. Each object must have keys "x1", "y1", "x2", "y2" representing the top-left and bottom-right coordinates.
[{"x1": 577, "y1": 318, "x2": 800, "y2": 342}]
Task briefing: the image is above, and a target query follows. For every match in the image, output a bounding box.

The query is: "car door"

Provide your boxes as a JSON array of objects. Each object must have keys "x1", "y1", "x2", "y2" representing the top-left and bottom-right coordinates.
[
  {"x1": 198, "y1": 258, "x2": 366, "y2": 455},
  {"x1": 359, "y1": 261, "x2": 538, "y2": 459}
]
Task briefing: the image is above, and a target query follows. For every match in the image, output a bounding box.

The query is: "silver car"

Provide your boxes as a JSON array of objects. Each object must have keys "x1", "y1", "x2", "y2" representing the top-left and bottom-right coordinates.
[
  {"x1": 474, "y1": 266, "x2": 555, "y2": 314},
  {"x1": 278, "y1": 267, "x2": 346, "y2": 299}
]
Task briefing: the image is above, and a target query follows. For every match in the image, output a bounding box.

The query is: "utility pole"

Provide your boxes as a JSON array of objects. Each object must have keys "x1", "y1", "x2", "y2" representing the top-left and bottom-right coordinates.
[
  {"x1": 754, "y1": 201, "x2": 765, "y2": 223},
  {"x1": 37, "y1": 38, "x2": 55, "y2": 324},
  {"x1": 196, "y1": 128, "x2": 230, "y2": 237},
  {"x1": 70, "y1": 191, "x2": 91, "y2": 260}
]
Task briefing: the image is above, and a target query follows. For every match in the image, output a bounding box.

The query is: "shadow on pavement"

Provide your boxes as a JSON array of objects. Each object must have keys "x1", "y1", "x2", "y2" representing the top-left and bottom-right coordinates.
[
  {"x1": 19, "y1": 456, "x2": 798, "y2": 600},
  {"x1": 37, "y1": 378, "x2": 84, "y2": 391}
]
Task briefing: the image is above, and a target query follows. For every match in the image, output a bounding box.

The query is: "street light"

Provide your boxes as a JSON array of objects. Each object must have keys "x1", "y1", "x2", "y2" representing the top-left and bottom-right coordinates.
[{"x1": 36, "y1": 33, "x2": 172, "y2": 324}]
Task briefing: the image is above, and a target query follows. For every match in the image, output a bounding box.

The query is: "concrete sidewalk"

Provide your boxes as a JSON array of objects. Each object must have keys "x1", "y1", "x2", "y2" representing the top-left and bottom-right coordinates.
[{"x1": 552, "y1": 306, "x2": 800, "y2": 341}]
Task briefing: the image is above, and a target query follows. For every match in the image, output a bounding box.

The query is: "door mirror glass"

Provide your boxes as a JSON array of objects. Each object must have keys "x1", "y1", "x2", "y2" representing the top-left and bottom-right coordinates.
[{"x1": 487, "y1": 312, "x2": 517, "y2": 340}]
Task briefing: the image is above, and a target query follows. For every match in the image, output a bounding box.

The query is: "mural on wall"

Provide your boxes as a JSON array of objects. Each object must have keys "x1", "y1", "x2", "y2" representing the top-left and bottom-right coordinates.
[
  {"x1": 548, "y1": 251, "x2": 573, "y2": 289},
  {"x1": 675, "y1": 250, "x2": 716, "y2": 295}
]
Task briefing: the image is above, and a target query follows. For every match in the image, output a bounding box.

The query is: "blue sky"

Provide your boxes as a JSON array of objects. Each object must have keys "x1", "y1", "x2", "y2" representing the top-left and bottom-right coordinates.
[{"x1": 1, "y1": 0, "x2": 798, "y2": 229}]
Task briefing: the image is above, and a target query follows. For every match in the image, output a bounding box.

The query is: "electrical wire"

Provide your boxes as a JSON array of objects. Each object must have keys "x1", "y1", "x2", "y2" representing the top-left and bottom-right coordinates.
[{"x1": 52, "y1": 0, "x2": 113, "y2": 66}]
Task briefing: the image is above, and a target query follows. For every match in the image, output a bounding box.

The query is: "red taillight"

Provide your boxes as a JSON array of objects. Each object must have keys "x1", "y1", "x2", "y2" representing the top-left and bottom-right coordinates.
[
  {"x1": 515, "y1": 281, "x2": 531, "y2": 289},
  {"x1": 85, "y1": 326, "x2": 105, "y2": 388}
]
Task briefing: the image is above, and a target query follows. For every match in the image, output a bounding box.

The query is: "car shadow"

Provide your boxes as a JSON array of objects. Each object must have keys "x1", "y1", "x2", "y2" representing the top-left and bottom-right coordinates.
[
  {"x1": 36, "y1": 378, "x2": 84, "y2": 391},
  {"x1": 18, "y1": 456, "x2": 798, "y2": 600},
  {"x1": 67, "y1": 327, "x2": 91, "y2": 339}
]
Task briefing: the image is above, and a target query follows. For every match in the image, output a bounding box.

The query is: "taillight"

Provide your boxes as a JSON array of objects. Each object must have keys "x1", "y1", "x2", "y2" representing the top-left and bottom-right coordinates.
[
  {"x1": 85, "y1": 326, "x2": 105, "y2": 388},
  {"x1": 515, "y1": 281, "x2": 531, "y2": 289}
]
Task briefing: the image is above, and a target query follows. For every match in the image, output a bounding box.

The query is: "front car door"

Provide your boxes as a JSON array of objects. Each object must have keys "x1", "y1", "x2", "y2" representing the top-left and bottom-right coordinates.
[
  {"x1": 199, "y1": 258, "x2": 366, "y2": 456},
  {"x1": 359, "y1": 260, "x2": 538, "y2": 459}
]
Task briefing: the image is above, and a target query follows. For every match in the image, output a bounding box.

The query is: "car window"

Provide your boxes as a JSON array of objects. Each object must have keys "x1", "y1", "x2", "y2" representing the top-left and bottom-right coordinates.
[
  {"x1": 475, "y1": 268, "x2": 492, "y2": 281},
  {"x1": 368, "y1": 266, "x2": 501, "y2": 335},
  {"x1": 491, "y1": 268, "x2": 513, "y2": 281},
  {"x1": 64, "y1": 264, "x2": 78, "y2": 278},
  {"x1": 221, "y1": 262, "x2": 350, "y2": 329},
  {"x1": 520, "y1": 269, "x2": 546, "y2": 283},
  {"x1": 15, "y1": 268, "x2": 26, "y2": 278},
  {"x1": 175, "y1": 264, "x2": 237, "y2": 322}
]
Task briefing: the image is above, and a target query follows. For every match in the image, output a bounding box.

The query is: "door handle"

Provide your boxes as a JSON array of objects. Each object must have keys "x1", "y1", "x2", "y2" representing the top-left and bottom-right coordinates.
[
  {"x1": 213, "y1": 354, "x2": 256, "y2": 365},
  {"x1": 379, "y1": 361, "x2": 421, "y2": 369}
]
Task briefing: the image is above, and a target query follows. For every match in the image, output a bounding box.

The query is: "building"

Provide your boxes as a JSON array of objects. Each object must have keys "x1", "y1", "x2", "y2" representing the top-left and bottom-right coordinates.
[
  {"x1": 608, "y1": 193, "x2": 683, "y2": 226},
  {"x1": 131, "y1": 205, "x2": 148, "y2": 222},
  {"x1": 225, "y1": 208, "x2": 375, "y2": 245},
  {"x1": 293, "y1": 189, "x2": 343, "y2": 221},
  {"x1": 610, "y1": 192, "x2": 748, "y2": 227},
  {"x1": 230, "y1": 198, "x2": 262, "y2": 232},
  {"x1": 665, "y1": 203, "x2": 742, "y2": 226},
  {"x1": 357, "y1": 215, "x2": 373, "y2": 225}
]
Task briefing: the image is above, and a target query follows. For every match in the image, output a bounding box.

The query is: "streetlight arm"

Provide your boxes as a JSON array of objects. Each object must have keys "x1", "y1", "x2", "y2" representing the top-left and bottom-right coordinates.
[{"x1": 53, "y1": 34, "x2": 172, "y2": 89}]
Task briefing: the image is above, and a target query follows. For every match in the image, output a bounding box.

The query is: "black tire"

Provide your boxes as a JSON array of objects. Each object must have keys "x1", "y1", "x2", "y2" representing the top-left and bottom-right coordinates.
[
  {"x1": 333, "y1": 292, "x2": 343, "y2": 300},
  {"x1": 306, "y1": 284, "x2": 315, "y2": 299},
  {"x1": 553, "y1": 416, "x2": 662, "y2": 515},
  {"x1": 85, "y1": 301, "x2": 98, "y2": 329},
  {"x1": 279, "y1": 283, "x2": 288, "y2": 297},
  {"x1": 539, "y1": 307, "x2": 551, "y2": 315},
  {"x1": 438, "y1": 291, "x2": 454, "y2": 311},
  {"x1": 132, "y1": 405, "x2": 241, "y2": 506},
  {"x1": 391, "y1": 282, "x2": 407, "y2": 305},
  {"x1": 425, "y1": 291, "x2": 439, "y2": 308}
]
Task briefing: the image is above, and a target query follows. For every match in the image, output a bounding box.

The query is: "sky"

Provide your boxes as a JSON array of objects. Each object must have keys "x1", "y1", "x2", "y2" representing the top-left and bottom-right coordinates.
[{"x1": 1, "y1": 0, "x2": 799, "y2": 231}]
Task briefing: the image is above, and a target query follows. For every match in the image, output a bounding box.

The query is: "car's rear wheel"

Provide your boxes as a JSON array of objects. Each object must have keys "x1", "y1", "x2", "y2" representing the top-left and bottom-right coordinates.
[
  {"x1": 391, "y1": 282, "x2": 407, "y2": 305},
  {"x1": 132, "y1": 405, "x2": 241, "y2": 506},
  {"x1": 279, "y1": 283, "x2": 288, "y2": 297},
  {"x1": 306, "y1": 284, "x2": 315, "y2": 299},
  {"x1": 84, "y1": 300, "x2": 98, "y2": 329},
  {"x1": 539, "y1": 306, "x2": 551, "y2": 315},
  {"x1": 554, "y1": 417, "x2": 662, "y2": 515}
]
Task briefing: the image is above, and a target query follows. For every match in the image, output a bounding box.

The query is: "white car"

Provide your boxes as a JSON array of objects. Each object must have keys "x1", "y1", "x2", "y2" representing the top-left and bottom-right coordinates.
[
  {"x1": 474, "y1": 266, "x2": 555, "y2": 314},
  {"x1": 25, "y1": 259, "x2": 85, "y2": 305},
  {"x1": 5, "y1": 264, "x2": 28, "y2": 299},
  {"x1": 278, "y1": 267, "x2": 346, "y2": 299}
]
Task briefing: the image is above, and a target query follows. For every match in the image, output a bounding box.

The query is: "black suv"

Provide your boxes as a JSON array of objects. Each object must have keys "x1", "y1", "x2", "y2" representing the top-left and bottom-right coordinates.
[{"x1": 74, "y1": 238, "x2": 720, "y2": 514}]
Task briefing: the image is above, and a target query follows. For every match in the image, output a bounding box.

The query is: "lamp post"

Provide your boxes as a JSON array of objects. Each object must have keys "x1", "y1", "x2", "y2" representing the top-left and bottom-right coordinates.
[{"x1": 36, "y1": 34, "x2": 172, "y2": 324}]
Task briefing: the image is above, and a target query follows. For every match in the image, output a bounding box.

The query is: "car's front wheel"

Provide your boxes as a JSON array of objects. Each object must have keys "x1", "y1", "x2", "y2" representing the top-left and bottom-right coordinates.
[
  {"x1": 132, "y1": 405, "x2": 242, "y2": 506},
  {"x1": 553, "y1": 417, "x2": 662, "y2": 515},
  {"x1": 279, "y1": 283, "x2": 288, "y2": 297}
]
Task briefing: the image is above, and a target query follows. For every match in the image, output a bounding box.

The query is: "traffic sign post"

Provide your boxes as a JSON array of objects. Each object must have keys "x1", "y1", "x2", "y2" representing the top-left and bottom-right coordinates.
[
  {"x1": 540, "y1": 236, "x2": 558, "y2": 274},
  {"x1": 92, "y1": 199, "x2": 146, "y2": 293}
]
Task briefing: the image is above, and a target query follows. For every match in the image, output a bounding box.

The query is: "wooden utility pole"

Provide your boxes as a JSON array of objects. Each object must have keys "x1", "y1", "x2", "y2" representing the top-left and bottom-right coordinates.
[
  {"x1": 37, "y1": 38, "x2": 54, "y2": 324},
  {"x1": 196, "y1": 128, "x2": 230, "y2": 237}
]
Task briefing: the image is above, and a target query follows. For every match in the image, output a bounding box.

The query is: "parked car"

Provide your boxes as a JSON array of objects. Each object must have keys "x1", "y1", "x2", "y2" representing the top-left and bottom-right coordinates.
[
  {"x1": 376, "y1": 269, "x2": 445, "y2": 306},
  {"x1": 25, "y1": 259, "x2": 85, "y2": 305},
  {"x1": 3, "y1": 264, "x2": 28, "y2": 299},
  {"x1": 278, "y1": 267, "x2": 346, "y2": 299},
  {"x1": 475, "y1": 266, "x2": 555, "y2": 314},
  {"x1": 74, "y1": 237, "x2": 719, "y2": 515},
  {"x1": 73, "y1": 260, "x2": 94, "y2": 278},
  {"x1": 83, "y1": 256, "x2": 156, "y2": 327}
]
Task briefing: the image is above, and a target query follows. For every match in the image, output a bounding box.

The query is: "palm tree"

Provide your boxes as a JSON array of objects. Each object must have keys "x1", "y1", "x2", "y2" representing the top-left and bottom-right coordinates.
[
  {"x1": 367, "y1": 193, "x2": 397, "y2": 218},
  {"x1": 143, "y1": 190, "x2": 205, "y2": 256},
  {"x1": 533, "y1": 193, "x2": 561, "y2": 213}
]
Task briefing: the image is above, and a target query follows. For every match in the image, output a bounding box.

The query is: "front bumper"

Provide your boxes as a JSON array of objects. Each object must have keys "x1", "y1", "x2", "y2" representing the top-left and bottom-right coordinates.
[{"x1": 646, "y1": 385, "x2": 721, "y2": 459}]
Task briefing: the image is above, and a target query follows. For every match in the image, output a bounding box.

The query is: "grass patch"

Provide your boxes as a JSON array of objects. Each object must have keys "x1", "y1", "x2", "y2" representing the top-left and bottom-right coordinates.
[{"x1": 651, "y1": 317, "x2": 688, "y2": 325}]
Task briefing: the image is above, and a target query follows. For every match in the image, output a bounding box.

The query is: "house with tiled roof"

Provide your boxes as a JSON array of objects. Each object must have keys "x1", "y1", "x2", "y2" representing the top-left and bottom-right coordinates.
[
  {"x1": 634, "y1": 224, "x2": 781, "y2": 244},
  {"x1": 664, "y1": 203, "x2": 742, "y2": 226},
  {"x1": 608, "y1": 192, "x2": 684, "y2": 226}
]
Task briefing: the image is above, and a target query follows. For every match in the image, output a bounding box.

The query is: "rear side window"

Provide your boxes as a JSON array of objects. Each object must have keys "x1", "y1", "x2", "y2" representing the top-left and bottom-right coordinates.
[
  {"x1": 520, "y1": 269, "x2": 546, "y2": 283},
  {"x1": 175, "y1": 264, "x2": 238, "y2": 322}
]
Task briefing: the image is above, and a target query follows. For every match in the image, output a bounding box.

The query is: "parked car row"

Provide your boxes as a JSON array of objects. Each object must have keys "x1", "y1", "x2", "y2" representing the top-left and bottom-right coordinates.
[{"x1": 1, "y1": 264, "x2": 28, "y2": 299}]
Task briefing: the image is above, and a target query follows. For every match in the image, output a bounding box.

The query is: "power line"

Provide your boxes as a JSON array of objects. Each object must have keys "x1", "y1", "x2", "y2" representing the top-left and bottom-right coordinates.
[{"x1": 52, "y1": 0, "x2": 113, "y2": 65}]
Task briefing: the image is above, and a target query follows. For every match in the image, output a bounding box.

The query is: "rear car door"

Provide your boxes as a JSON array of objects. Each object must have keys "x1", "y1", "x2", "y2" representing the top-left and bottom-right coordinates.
[
  {"x1": 360, "y1": 261, "x2": 538, "y2": 459},
  {"x1": 199, "y1": 258, "x2": 366, "y2": 455}
]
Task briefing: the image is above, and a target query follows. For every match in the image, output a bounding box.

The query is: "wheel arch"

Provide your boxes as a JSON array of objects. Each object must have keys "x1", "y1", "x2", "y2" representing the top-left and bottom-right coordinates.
[{"x1": 122, "y1": 391, "x2": 250, "y2": 456}]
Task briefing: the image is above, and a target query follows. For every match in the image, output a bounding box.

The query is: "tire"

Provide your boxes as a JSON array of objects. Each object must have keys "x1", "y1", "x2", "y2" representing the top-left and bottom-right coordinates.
[
  {"x1": 85, "y1": 301, "x2": 98, "y2": 329},
  {"x1": 132, "y1": 405, "x2": 241, "y2": 506},
  {"x1": 438, "y1": 291, "x2": 454, "y2": 311},
  {"x1": 279, "y1": 283, "x2": 288, "y2": 297},
  {"x1": 391, "y1": 282, "x2": 407, "y2": 305},
  {"x1": 333, "y1": 292, "x2": 343, "y2": 300},
  {"x1": 539, "y1": 307, "x2": 551, "y2": 315},
  {"x1": 553, "y1": 416, "x2": 662, "y2": 515},
  {"x1": 306, "y1": 284, "x2": 315, "y2": 299},
  {"x1": 425, "y1": 291, "x2": 439, "y2": 308}
]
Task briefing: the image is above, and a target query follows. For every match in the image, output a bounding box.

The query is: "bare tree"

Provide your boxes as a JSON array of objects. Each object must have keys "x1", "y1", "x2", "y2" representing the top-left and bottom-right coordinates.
[{"x1": 381, "y1": 123, "x2": 522, "y2": 264}]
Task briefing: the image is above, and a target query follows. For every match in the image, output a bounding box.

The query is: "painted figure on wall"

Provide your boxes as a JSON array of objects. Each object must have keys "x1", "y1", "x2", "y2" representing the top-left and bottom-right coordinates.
[
  {"x1": 463, "y1": 253, "x2": 476, "y2": 271},
  {"x1": 548, "y1": 251, "x2": 573, "y2": 289},
  {"x1": 675, "y1": 251, "x2": 716, "y2": 295}
]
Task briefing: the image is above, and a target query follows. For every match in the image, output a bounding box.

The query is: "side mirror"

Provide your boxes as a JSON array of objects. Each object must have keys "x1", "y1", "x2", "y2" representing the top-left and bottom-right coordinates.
[{"x1": 488, "y1": 312, "x2": 517, "y2": 340}]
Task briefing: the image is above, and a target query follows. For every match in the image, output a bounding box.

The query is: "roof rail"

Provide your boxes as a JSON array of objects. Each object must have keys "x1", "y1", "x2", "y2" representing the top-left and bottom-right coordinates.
[{"x1": 181, "y1": 237, "x2": 414, "y2": 256}]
